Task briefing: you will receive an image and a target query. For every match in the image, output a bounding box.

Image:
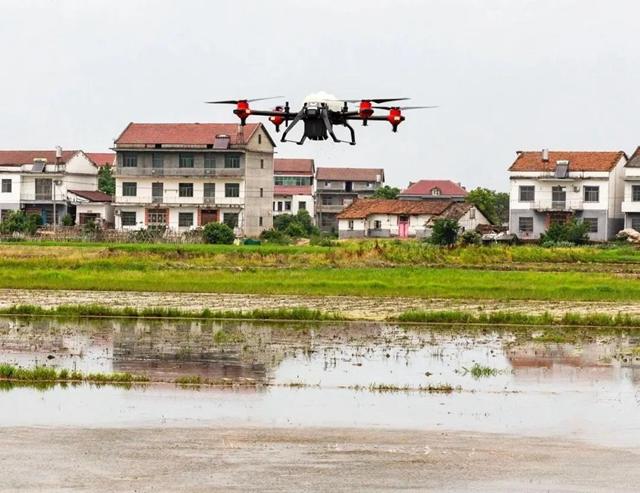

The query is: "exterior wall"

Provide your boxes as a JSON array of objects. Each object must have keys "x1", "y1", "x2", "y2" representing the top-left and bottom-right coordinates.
[
  {"x1": 114, "y1": 206, "x2": 146, "y2": 230},
  {"x1": 0, "y1": 170, "x2": 21, "y2": 213},
  {"x1": 337, "y1": 218, "x2": 366, "y2": 238},
  {"x1": 458, "y1": 207, "x2": 491, "y2": 232},
  {"x1": 338, "y1": 214, "x2": 432, "y2": 239},
  {"x1": 242, "y1": 128, "x2": 273, "y2": 236},
  {"x1": 273, "y1": 194, "x2": 315, "y2": 217},
  {"x1": 75, "y1": 203, "x2": 114, "y2": 225}
]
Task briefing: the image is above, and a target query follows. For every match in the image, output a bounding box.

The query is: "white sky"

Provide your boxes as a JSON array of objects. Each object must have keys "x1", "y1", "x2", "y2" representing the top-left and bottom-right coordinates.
[{"x1": 2, "y1": 0, "x2": 640, "y2": 191}]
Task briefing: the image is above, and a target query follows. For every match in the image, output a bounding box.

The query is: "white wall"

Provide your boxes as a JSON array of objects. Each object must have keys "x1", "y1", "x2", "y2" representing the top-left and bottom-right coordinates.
[{"x1": 273, "y1": 194, "x2": 315, "y2": 217}]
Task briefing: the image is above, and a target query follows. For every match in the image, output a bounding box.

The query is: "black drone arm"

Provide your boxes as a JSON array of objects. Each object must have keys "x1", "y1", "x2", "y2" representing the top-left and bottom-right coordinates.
[{"x1": 280, "y1": 107, "x2": 307, "y2": 144}]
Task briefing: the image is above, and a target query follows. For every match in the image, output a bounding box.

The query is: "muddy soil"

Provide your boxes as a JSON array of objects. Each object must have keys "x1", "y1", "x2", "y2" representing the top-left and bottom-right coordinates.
[
  {"x1": 1, "y1": 427, "x2": 638, "y2": 492},
  {"x1": 2, "y1": 288, "x2": 640, "y2": 320}
]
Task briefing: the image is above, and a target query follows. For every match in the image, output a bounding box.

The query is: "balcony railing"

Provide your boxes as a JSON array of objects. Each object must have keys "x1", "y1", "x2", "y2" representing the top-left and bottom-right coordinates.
[
  {"x1": 533, "y1": 200, "x2": 583, "y2": 211},
  {"x1": 20, "y1": 193, "x2": 64, "y2": 202},
  {"x1": 115, "y1": 167, "x2": 245, "y2": 177}
]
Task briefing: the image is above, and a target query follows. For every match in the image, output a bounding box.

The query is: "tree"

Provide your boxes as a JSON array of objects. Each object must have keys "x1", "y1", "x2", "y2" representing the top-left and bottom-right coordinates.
[
  {"x1": 98, "y1": 165, "x2": 115, "y2": 196},
  {"x1": 273, "y1": 210, "x2": 319, "y2": 237},
  {"x1": 373, "y1": 185, "x2": 400, "y2": 199},
  {"x1": 430, "y1": 218, "x2": 460, "y2": 246},
  {"x1": 0, "y1": 211, "x2": 42, "y2": 235},
  {"x1": 465, "y1": 187, "x2": 509, "y2": 225},
  {"x1": 540, "y1": 219, "x2": 589, "y2": 245},
  {"x1": 202, "y1": 222, "x2": 235, "y2": 244}
]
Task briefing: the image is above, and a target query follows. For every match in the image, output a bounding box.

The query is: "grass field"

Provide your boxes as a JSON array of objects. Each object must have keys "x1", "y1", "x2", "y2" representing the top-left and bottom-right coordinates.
[{"x1": 1, "y1": 241, "x2": 640, "y2": 302}]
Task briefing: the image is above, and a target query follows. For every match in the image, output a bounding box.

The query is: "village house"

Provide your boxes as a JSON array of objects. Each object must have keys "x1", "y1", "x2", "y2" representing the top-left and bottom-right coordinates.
[
  {"x1": 273, "y1": 158, "x2": 315, "y2": 219},
  {"x1": 508, "y1": 149, "x2": 626, "y2": 241},
  {"x1": 0, "y1": 148, "x2": 111, "y2": 224},
  {"x1": 621, "y1": 147, "x2": 640, "y2": 231},
  {"x1": 399, "y1": 179, "x2": 467, "y2": 201},
  {"x1": 112, "y1": 122, "x2": 275, "y2": 236},
  {"x1": 315, "y1": 166, "x2": 385, "y2": 232},
  {"x1": 336, "y1": 198, "x2": 490, "y2": 239},
  {"x1": 67, "y1": 190, "x2": 114, "y2": 226}
]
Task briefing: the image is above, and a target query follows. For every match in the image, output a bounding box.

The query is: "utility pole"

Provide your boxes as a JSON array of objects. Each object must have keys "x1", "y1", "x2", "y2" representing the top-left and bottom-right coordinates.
[{"x1": 53, "y1": 179, "x2": 63, "y2": 229}]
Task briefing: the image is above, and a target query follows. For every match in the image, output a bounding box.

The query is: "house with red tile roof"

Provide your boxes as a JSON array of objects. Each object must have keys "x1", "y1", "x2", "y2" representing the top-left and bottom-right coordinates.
[
  {"x1": 67, "y1": 190, "x2": 114, "y2": 226},
  {"x1": 336, "y1": 198, "x2": 489, "y2": 239},
  {"x1": 0, "y1": 148, "x2": 111, "y2": 224},
  {"x1": 273, "y1": 158, "x2": 315, "y2": 219},
  {"x1": 112, "y1": 122, "x2": 275, "y2": 236},
  {"x1": 315, "y1": 166, "x2": 385, "y2": 232},
  {"x1": 399, "y1": 180, "x2": 467, "y2": 201},
  {"x1": 508, "y1": 149, "x2": 627, "y2": 241}
]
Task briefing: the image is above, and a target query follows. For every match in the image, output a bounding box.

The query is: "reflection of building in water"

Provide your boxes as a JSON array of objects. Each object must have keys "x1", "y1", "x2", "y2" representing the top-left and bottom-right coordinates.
[
  {"x1": 506, "y1": 337, "x2": 640, "y2": 386},
  {"x1": 111, "y1": 319, "x2": 285, "y2": 382}
]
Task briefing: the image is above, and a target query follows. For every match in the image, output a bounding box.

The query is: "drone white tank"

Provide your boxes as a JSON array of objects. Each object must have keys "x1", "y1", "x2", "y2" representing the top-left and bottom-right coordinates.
[{"x1": 303, "y1": 91, "x2": 343, "y2": 111}]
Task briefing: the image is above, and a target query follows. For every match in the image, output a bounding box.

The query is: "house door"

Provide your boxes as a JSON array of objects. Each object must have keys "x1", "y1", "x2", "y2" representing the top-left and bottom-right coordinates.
[
  {"x1": 201, "y1": 209, "x2": 218, "y2": 225},
  {"x1": 398, "y1": 215, "x2": 409, "y2": 238}
]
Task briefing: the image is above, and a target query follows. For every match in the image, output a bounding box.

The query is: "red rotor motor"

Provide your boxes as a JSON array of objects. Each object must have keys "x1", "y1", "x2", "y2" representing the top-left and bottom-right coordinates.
[
  {"x1": 233, "y1": 100, "x2": 251, "y2": 125},
  {"x1": 269, "y1": 106, "x2": 285, "y2": 132},
  {"x1": 359, "y1": 100, "x2": 374, "y2": 125},
  {"x1": 387, "y1": 107, "x2": 405, "y2": 132}
]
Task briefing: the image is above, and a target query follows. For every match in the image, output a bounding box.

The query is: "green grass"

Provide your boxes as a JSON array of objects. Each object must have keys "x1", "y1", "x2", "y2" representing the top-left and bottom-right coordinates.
[
  {"x1": 0, "y1": 304, "x2": 345, "y2": 321},
  {"x1": 466, "y1": 363, "x2": 500, "y2": 378},
  {"x1": 0, "y1": 364, "x2": 149, "y2": 384}
]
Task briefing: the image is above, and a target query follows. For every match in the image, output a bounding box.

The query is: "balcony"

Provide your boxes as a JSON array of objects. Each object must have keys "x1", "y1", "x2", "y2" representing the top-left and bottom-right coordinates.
[
  {"x1": 115, "y1": 166, "x2": 245, "y2": 178},
  {"x1": 533, "y1": 200, "x2": 583, "y2": 212},
  {"x1": 622, "y1": 201, "x2": 640, "y2": 213},
  {"x1": 20, "y1": 193, "x2": 65, "y2": 203}
]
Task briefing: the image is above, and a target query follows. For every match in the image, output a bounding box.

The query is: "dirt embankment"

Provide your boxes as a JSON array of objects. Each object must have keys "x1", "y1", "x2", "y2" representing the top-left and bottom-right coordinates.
[
  {"x1": 2, "y1": 288, "x2": 640, "y2": 320},
  {"x1": 1, "y1": 426, "x2": 639, "y2": 492}
]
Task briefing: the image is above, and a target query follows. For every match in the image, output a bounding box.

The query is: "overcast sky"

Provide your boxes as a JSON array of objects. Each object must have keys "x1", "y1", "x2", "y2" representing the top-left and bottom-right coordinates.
[{"x1": 2, "y1": 0, "x2": 640, "y2": 191}]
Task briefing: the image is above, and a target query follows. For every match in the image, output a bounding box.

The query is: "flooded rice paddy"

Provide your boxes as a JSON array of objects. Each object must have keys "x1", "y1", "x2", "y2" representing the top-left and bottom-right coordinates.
[{"x1": 1, "y1": 316, "x2": 639, "y2": 449}]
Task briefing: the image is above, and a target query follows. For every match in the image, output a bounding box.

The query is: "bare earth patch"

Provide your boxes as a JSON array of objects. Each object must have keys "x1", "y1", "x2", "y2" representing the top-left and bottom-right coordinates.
[{"x1": 2, "y1": 288, "x2": 640, "y2": 320}]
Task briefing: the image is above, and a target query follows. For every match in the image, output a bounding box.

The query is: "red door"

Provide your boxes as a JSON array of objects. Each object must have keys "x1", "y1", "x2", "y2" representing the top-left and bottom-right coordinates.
[{"x1": 398, "y1": 215, "x2": 409, "y2": 238}]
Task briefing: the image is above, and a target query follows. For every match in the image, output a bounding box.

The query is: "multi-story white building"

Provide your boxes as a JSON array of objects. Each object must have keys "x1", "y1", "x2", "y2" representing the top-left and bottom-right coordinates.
[
  {"x1": 621, "y1": 147, "x2": 640, "y2": 231},
  {"x1": 273, "y1": 158, "x2": 315, "y2": 218},
  {"x1": 508, "y1": 149, "x2": 627, "y2": 241},
  {"x1": 0, "y1": 149, "x2": 108, "y2": 224},
  {"x1": 112, "y1": 122, "x2": 275, "y2": 237}
]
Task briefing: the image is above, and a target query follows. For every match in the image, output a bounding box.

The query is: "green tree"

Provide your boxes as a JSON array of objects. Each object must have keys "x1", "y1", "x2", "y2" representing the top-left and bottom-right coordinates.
[
  {"x1": 202, "y1": 222, "x2": 235, "y2": 244},
  {"x1": 372, "y1": 185, "x2": 400, "y2": 199},
  {"x1": 98, "y1": 165, "x2": 115, "y2": 196},
  {"x1": 465, "y1": 187, "x2": 509, "y2": 225},
  {"x1": 430, "y1": 218, "x2": 460, "y2": 246},
  {"x1": 273, "y1": 210, "x2": 319, "y2": 237},
  {"x1": 0, "y1": 211, "x2": 42, "y2": 235},
  {"x1": 540, "y1": 219, "x2": 589, "y2": 245}
]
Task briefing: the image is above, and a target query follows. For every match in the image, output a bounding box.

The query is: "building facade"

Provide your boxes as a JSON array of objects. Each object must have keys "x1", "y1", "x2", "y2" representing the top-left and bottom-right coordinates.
[
  {"x1": 0, "y1": 149, "x2": 106, "y2": 224},
  {"x1": 399, "y1": 179, "x2": 468, "y2": 201},
  {"x1": 621, "y1": 147, "x2": 640, "y2": 231},
  {"x1": 315, "y1": 167, "x2": 385, "y2": 232},
  {"x1": 273, "y1": 158, "x2": 315, "y2": 219},
  {"x1": 336, "y1": 199, "x2": 489, "y2": 239},
  {"x1": 508, "y1": 150, "x2": 626, "y2": 242},
  {"x1": 112, "y1": 123, "x2": 275, "y2": 237}
]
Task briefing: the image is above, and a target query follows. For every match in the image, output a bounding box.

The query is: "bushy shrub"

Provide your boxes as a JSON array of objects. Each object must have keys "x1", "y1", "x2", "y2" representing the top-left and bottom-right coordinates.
[
  {"x1": 310, "y1": 233, "x2": 337, "y2": 247},
  {"x1": 540, "y1": 219, "x2": 589, "y2": 246},
  {"x1": 461, "y1": 230, "x2": 481, "y2": 246},
  {"x1": 61, "y1": 214, "x2": 74, "y2": 226},
  {"x1": 430, "y1": 219, "x2": 460, "y2": 246},
  {"x1": 0, "y1": 211, "x2": 42, "y2": 235},
  {"x1": 273, "y1": 210, "x2": 319, "y2": 237},
  {"x1": 259, "y1": 228, "x2": 292, "y2": 244},
  {"x1": 203, "y1": 222, "x2": 235, "y2": 244}
]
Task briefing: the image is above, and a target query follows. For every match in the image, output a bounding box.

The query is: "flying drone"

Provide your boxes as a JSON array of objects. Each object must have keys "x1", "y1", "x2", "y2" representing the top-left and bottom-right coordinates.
[{"x1": 205, "y1": 92, "x2": 436, "y2": 145}]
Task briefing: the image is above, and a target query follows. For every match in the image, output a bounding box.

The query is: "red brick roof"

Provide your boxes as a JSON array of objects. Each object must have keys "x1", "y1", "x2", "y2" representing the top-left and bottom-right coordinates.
[
  {"x1": 316, "y1": 167, "x2": 384, "y2": 182},
  {"x1": 400, "y1": 180, "x2": 467, "y2": 197},
  {"x1": 85, "y1": 152, "x2": 115, "y2": 167},
  {"x1": 68, "y1": 190, "x2": 113, "y2": 202},
  {"x1": 274, "y1": 185, "x2": 313, "y2": 196},
  {"x1": 509, "y1": 151, "x2": 625, "y2": 172},
  {"x1": 115, "y1": 122, "x2": 268, "y2": 146},
  {"x1": 0, "y1": 150, "x2": 79, "y2": 166},
  {"x1": 274, "y1": 158, "x2": 314, "y2": 175},
  {"x1": 337, "y1": 199, "x2": 453, "y2": 219}
]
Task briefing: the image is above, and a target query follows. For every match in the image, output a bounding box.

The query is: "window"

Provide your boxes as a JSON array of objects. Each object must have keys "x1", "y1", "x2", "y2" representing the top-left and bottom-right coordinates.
[
  {"x1": 122, "y1": 153, "x2": 137, "y2": 168},
  {"x1": 583, "y1": 217, "x2": 598, "y2": 233},
  {"x1": 152, "y1": 153, "x2": 164, "y2": 169},
  {"x1": 223, "y1": 212, "x2": 239, "y2": 228},
  {"x1": 367, "y1": 182, "x2": 373, "y2": 188},
  {"x1": 178, "y1": 212, "x2": 194, "y2": 227},
  {"x1": 584, "y1": 186, "x2": 599, "y2": 202},
  {"x1": 121, "y1": 211, "x2": 136, "y2": 226},
  {"x1": 122, "y1": 182, "x2": 137, "y2": 197},
  {"x1": 224, "y1": 155, "x2": 240, "y2": 168},
  {"x1": 225, "y1": 183, "x2": 240, "y2": 197},
  {"x1": 277, "y1": 201, "x2": 283, "y2": 212},
  {"x1": 274, "y1": 176, "x2": 312, "y2": 186},
  {"x1": 204, "y1": 155, "x2": 216, "y2": 169},
  {"x1": 204, "y1": 183, "x2": 215, "y2": 199},
  {"x1": 285, "y1": 201, "x2": 291, "y2": 211},
  {"x1": 179, "y1": 183, "x2": 193, "y2": 197},
  {"x1": 258, "y1": 134, "x2": 262, "y2": 144},
  {"x1": 519, "y1": 186, "x2": 535, "y2": 202},
  {"x1": 324, "y1": 181, "x2": 330, "y2": 187},
  {"x1": 633, "y1": 185, "x2": 640, "y2": 202},
  {"x1": 179, "y1": 153, "x2": 194, "y2": 168},
  {"x1": 260, "y1": 159, "x2": 264, "y2": 169},
  {"x1": 632, "y1": 217, "x2": 640, "y2": 231},
  {"x1": 260, "y1": 187, "x2": 264, "y2": 198},
  {"x1": 519, "y1": 217, "x2": 533, "y2": 233},
  {"x1": 321, "y1": 196, "x2": 333, "y2": 206},
  {"x1": 348, "y1": 220, "x2": 354, "y2": 230},
  {"x1": 35, "y1": 178, "x2": 52, "y2": 200},
  {"x1": 431, "y1": 187, "x2": 441, "y2": 196},
  {"x1": 1, "y1": 179, "x2": 11, "y2": 193},
  {"x1": 152, "y1": 182, "x2": 163, "y2": 202},
  {"x1": 298, "y1": 201, "x2": 306, "y2": 210},
  {"x1": 373, "y1": 220, "x2": 382, "y2": 229},
  {"x1": 469, "y1": 208, "x2": 476, "y2": 219},
  {"x1": 259, "y1": 216, "x2": 263, "y2": 227}
]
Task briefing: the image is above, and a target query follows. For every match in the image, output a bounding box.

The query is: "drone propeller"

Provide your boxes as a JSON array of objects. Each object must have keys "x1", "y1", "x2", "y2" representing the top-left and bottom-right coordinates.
[
  {"x1": 205, "y1": 96, "x2": 284, "y2": 104},
  {"x1": 341, "y1": 97, "x2": 410, "y2": 104},
  {"x1": 373, "y1": 105, "x2": 438, "y2": 110}
]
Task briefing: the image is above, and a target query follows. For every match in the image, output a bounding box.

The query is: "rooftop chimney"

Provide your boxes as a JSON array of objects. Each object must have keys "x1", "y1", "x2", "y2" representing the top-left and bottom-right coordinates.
[
  {"x1": 55, "y1": 146, "x2": 62, "y2": 164},
  {"x1": 542, "y1": 148, "x2": 549, "y2": 162}
]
